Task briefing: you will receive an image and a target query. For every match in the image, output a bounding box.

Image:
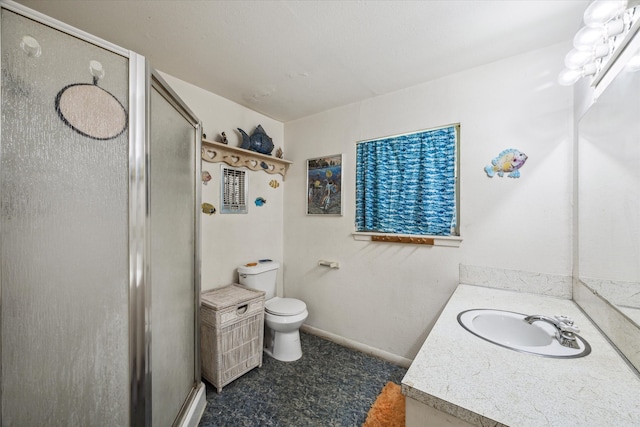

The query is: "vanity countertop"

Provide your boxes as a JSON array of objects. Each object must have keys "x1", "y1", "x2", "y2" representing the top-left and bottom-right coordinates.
[{"x1": 402, "y1": 284, "x2": 640, "y2": 426}]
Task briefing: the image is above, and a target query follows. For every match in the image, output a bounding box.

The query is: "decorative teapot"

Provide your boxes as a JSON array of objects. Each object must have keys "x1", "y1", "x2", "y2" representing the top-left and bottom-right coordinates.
[{"x1": 237, "y1": 125, "x2": 274, "y2": 155}]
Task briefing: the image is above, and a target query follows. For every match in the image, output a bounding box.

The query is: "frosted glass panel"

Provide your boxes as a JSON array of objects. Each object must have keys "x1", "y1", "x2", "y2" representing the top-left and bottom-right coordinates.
[
  {"x1": 1, "y1": 10, "x2": 129, "y2": 426},
  {"x1": 150, "y1": 87, "x2": 197, "y2": 426}
]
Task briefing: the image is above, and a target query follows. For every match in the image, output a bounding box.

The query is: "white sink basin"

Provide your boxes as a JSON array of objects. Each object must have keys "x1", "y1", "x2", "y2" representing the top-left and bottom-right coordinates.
[{"x1": 457, "y1": 309, "x2": 591, "y2": 358}]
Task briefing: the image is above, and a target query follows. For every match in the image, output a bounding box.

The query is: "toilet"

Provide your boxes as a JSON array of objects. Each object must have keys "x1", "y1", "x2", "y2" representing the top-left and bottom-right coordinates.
[{"x1": 237, "y1": 260, "x2": 308, "y2": 362}]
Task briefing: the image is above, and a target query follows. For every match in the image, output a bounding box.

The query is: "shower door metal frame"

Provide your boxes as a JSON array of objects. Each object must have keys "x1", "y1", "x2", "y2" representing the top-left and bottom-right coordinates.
[
  {"x1": 0, "y1": 1, "x2": 203, "y2": 425},
  {"x1": 129, "y1": 51, "x2": 150, "y2": 427},
  {"x1": 147, "y1": 69, "x2": 203, "y2": 427},
  {"x1": 128, "y1": 52, "x2": 205, "y2": 427}
]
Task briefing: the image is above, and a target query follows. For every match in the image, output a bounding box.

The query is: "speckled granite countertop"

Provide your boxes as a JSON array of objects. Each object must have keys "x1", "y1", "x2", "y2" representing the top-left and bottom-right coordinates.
[{"x1": 402, "y1": 284, "x2": 640, "y2": 427}]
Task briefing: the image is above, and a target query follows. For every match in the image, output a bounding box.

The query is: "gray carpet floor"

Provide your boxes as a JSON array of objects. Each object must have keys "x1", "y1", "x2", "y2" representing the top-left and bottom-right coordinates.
[{"x1": 198, "y1": 331, "x2": 407, "y2": 427}]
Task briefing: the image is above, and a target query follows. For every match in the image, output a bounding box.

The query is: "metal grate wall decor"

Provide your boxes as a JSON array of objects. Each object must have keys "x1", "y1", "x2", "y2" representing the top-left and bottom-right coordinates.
[{"x1": 220, "y1": 165, "x2": 247, "y2": 214}]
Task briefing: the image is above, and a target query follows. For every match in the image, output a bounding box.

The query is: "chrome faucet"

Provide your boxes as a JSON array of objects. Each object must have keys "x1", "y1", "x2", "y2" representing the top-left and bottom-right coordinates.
[{"x1": 523, "y1": 314, "x2": 581, "y2": 349}]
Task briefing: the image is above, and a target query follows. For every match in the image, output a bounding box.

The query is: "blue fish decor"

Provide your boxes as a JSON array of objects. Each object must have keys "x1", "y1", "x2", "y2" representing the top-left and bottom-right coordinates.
[
  {"x1": 255, "y1": 197, "x2": 266, "y2": 207},
  {"x1": 485, "y1": 148, "x2": 528, "y2": 178},
  {"x1": 237, "y1": 125, "x2": 274, "y2": 155}
]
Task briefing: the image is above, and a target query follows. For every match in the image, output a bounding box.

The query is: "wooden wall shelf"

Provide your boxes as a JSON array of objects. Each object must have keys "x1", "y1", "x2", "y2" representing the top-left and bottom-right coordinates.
[{"x1": 201, "y1": 139, "x2": 292, "y2": 180}]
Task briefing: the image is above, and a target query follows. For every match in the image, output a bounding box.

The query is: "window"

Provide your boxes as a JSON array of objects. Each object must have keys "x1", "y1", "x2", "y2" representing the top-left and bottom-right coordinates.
[
  {"x1": 355, "y1": 124, "x2": 459, "y2": 236},
  {"x1": 220, "y1": 165, "x2": 247, "y2": 214}
]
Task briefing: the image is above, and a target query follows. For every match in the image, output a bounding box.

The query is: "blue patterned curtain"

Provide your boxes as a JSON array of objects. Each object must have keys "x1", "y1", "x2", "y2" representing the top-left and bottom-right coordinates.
[{"x1": 355, "y1": 126, "x2": 457, "y2": 236}]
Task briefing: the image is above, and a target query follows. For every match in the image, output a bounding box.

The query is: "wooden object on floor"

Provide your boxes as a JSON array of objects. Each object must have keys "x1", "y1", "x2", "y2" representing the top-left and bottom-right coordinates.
[{"x1": 200, "y1": 284, "x2": 265, "y2": 393}]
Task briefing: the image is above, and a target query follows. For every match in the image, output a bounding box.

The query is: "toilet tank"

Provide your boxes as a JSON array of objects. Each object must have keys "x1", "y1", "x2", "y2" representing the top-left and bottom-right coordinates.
[{"x1": 237, "y1": 260, "x2": 279, "y2": 300}]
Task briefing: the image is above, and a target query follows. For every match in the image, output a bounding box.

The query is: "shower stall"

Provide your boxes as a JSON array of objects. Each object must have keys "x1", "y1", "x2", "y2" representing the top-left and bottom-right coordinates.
[{"x1": 0, "y1": 2, "x2": 205, "y2": 426}]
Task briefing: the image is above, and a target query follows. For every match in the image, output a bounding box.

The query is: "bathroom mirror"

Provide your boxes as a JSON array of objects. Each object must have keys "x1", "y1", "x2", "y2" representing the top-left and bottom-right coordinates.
[{"x1": 577, "y1": 40, "x2": 640, "y2": 329}]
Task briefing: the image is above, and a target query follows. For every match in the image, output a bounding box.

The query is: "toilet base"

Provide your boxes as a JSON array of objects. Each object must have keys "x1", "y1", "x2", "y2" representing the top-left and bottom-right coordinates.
[{"x1": 265, "y1": 328, "x2": 302, "y2": 362}]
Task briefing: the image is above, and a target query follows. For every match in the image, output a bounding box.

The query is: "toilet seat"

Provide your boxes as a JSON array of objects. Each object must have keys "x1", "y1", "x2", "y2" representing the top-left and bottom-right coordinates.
[{"x1": 265, "y1": 297, "x2": 306, "y2": 316}]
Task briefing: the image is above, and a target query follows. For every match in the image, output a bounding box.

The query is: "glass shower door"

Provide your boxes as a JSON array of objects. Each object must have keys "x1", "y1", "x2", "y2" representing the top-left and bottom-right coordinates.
[
  {"x1": 1, "y1": 4, "x2": 203, "y2": 425},
  {"x1": 149, "y1": 74, "x2": 201, "y2": 427},
  {"x1": 1, "y1": 8, "x2": 130, "y2": 426}
]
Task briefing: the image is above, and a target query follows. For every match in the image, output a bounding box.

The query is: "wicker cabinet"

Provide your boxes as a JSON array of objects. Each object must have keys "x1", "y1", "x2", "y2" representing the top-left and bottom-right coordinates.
[{"x1": 200, "y1": 284, "x2": 265, "y2": 393}]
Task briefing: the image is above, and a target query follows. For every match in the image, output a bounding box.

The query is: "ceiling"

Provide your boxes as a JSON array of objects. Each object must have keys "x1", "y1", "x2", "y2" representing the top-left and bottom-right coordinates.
[{"x1": 14, "y1": 0, "x2": 588, "y2": 122}]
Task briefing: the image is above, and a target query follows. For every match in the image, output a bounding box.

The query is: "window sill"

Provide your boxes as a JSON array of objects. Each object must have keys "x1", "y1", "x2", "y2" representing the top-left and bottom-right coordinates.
[{"x1": 352, "y1": 232, "x2": 462, "y2": 247}]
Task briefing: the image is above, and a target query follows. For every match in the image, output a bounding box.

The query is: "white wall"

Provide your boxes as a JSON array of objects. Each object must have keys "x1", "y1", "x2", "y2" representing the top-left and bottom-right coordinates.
[
  {"x1": 159, "y1": 73, "x2": 286, "y2": 293},
  {"x1": 161, "y1": 42, "x2": 574, "y2": 361},
  {"x1": 283, "y1": 42, "x2": 574, "y2": 359}
]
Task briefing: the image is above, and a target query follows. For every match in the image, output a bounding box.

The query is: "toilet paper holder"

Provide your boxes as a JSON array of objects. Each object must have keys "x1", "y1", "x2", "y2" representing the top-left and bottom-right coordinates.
[{"x1": 318, "y1": 260, "x2": 339, "y2": 269}]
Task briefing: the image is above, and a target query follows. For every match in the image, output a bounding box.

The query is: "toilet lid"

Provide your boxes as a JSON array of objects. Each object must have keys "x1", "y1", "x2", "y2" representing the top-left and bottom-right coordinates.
[{"x1": 265, "y1": 298, "x2": 306, "y2": 316}]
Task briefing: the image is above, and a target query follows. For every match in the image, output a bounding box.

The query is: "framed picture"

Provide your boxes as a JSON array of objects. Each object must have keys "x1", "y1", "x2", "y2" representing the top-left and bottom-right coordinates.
[{"x1": 306, "y1": 154, "x2": 342, "y2": 215}]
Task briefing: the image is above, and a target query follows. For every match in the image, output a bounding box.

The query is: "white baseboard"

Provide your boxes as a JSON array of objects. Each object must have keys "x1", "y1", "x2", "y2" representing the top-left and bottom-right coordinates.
[{"x1": 301, "y1": 324, "x2": 412, "y2": 368}]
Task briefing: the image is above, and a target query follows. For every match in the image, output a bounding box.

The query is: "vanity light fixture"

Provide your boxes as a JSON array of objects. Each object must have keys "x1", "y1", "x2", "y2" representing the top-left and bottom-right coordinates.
[{"x1": 558, "y1": 0, "x2": 640, "y2": 86}]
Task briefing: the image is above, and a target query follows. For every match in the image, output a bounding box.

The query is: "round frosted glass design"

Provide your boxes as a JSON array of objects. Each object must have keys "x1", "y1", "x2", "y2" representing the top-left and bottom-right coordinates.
[{"x1": 55, "y1": 84, "x2": 127, "y2": 140}]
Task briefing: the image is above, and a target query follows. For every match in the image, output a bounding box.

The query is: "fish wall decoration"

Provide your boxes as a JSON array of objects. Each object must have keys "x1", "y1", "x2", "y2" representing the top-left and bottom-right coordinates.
[
  {"x1": 485, "y1": 148, "x2": 528, "y2": 178},
  {"x1": 202, "y1": 170, "x2": 212, "y2": 185},
  {"x1": 201, "y1": 203, "x2": 216, "y2": 215}
]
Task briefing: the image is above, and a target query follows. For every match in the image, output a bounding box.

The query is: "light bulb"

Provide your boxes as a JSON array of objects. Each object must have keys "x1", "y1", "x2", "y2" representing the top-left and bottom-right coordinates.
[
  {"x1": 593, "y1": 42, "x2": 610, "y2": 59},
  {"x1": 565, "y1": 49, "x2": 592, "y2": 68},
  {"x1": 583, "y1": 0, "x2": 627, "y2": 27},
  {"x1": 604, "y1": 18, "x2": 625, "y2": 38},
  {"x1": 574, "y1": 26, "x2": 605, "y2": 50},
  {"x1": 582, "y1": 62, "x2": 598, "y2": 76},
  {"x1": 558, "y1": 68, "x2": 582, "y2": 86}
]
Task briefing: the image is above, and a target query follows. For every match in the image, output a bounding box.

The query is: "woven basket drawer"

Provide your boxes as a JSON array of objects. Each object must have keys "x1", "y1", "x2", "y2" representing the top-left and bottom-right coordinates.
[{"x1": 201, "y1": 299, "x2": 263, "y2": 327}]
